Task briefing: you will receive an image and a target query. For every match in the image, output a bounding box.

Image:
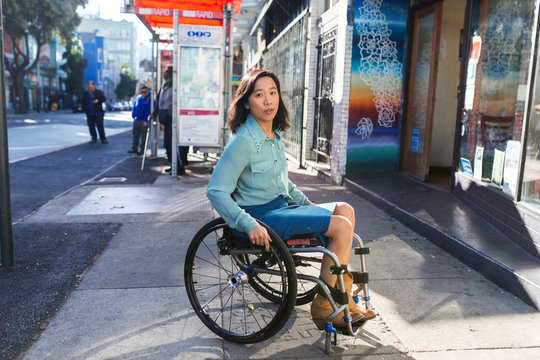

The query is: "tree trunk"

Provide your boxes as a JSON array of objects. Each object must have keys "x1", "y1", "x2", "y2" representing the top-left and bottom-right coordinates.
[{"x1": 13, "y1": 73, "x2": 27, "y2": 114}]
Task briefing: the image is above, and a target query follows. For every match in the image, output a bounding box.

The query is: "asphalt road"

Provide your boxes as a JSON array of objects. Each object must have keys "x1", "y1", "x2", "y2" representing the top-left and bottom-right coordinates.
[
  {"x1": 7, "y1": 110, "x2": 132, "y2": 163},
  {"x1": 1, "y1": 110, "x2": 168, "y2": 360},
  {"x1": 6, "y1": 110, "x2": 133, "y2": 222}
]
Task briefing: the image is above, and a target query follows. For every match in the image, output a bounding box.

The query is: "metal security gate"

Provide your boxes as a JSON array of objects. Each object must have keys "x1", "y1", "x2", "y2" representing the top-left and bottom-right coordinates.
[
  {"x1": 264, "y1": 11, "x2": 308, "y2": 162},
  {"x1": 313, "y1": 28, "x2": 337, "y2": 163}
]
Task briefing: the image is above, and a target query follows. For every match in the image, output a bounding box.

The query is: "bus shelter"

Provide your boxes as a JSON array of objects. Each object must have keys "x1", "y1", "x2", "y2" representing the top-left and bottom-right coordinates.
[{"x1": 125, "y1": 0, "x2": 243, "y2": 176}]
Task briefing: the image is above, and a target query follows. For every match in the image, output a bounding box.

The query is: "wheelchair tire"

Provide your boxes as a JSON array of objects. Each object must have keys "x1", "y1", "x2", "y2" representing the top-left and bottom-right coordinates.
[{"x1": 184, "y1": 218, "x2": 297, "y2": 344}]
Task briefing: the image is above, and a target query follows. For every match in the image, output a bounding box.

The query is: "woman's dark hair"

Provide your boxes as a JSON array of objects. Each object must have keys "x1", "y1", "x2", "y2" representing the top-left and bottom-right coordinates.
[{"x1": 228, "y1": 69, "x2": 291, "y2": 134}]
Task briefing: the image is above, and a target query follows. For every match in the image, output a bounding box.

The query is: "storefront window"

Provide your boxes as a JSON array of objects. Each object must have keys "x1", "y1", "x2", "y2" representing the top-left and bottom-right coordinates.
[
  {"x1": 522, "y1": 27, "x2": 540, "y2": 206},
  {"x1": 458, "y1": 0, "x2": 536, "y2": 198}
]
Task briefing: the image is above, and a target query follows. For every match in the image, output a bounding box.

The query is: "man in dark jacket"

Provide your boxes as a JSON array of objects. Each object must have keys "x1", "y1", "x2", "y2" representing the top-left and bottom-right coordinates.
[
  {"x1": 81, "y1": 81, "x2": 108, "y2": 144},
  {"x1": 151, "y1": 66, "x2": 188, "y2": 174}
]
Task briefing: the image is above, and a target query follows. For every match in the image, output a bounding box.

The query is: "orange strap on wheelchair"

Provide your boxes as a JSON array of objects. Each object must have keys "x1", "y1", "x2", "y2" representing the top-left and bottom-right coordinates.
[{"x1": 285, "y1": 236, "x2": 321, "y2": 247}]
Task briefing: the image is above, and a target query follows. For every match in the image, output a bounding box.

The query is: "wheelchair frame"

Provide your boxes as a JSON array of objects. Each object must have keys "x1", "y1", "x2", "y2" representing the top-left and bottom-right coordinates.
[{"x1": 184, "y1": 218, "x2": 372, "y2": 354}]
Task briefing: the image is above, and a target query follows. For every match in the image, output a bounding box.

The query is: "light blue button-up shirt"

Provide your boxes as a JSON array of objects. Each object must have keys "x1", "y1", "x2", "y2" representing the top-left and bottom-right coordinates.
[{"x1": 207, "y1": 115, "x2": 310, "y2": 234}]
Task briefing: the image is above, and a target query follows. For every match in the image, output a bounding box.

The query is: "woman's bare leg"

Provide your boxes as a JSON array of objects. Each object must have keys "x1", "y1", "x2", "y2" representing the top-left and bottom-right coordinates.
[
  {"x1": 320, "y1": 202, "x2": 355, "y2": 285},
  {"x1": 311, "y1": 202, "x2": 376, "y2": 326}
]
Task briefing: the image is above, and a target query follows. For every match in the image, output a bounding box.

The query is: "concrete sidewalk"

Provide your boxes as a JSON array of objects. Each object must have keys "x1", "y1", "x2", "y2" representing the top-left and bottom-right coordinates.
[{"x1": 19, "y1": 157, "x2": 540, "y2": 359}]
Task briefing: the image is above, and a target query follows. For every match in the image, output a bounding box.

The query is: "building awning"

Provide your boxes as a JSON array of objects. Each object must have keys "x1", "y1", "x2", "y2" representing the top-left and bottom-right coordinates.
[{"x1": 131, "y1": 0, "x2": 244, "y2": 30}]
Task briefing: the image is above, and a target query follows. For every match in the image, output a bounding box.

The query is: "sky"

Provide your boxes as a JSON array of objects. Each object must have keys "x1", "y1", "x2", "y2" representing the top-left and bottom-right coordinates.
[{"x1": 77, "y1": 0, "x2": 154, "y2": 45}]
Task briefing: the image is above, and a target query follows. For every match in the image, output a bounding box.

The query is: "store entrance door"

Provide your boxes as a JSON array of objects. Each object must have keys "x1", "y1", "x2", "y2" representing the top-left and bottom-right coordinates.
[{"x1": 401, "y1": 2, "x2": 443, "y2": 180}]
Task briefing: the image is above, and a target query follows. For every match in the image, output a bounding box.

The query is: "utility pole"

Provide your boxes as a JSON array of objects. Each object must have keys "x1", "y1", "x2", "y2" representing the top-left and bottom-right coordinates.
[
  {"x1": 0, "y1": 0, "x2": 14, "y2": 267},
  {"x1": 222, "y1": 3, "x2": 233, "y2": 145},
  {"x1": 172, "y1": 10, "x2": 178, "y2": 176},
  {"x1": 151, "y1": 36, "x2": 159, "y2": 156}
]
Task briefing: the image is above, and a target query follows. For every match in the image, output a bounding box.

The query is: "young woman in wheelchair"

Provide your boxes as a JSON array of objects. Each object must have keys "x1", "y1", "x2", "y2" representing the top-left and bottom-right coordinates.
[{"x1": 206, "y1": 69, "x2": 376, "y2": 329}]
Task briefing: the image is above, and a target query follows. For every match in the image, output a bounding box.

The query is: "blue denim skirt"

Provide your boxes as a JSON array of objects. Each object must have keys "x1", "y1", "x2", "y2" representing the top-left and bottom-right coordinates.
[{"x1": 236, "y1": 196, "x2": 335, "y2": 246}]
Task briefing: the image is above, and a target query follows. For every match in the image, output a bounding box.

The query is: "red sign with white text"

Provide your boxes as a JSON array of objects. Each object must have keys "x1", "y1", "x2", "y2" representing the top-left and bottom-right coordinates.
[{"x1": 134, "y1": 7, "x2": 223, "y2": 20}]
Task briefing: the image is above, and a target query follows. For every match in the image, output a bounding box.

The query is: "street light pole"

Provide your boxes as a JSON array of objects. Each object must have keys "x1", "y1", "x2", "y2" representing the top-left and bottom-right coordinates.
[{"x1": 0, "y1": 0, "x2": 14, "y2": 267}]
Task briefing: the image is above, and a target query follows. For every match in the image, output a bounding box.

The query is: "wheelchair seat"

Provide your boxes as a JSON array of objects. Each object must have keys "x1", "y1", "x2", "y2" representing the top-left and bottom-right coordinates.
[{"x1": 231, "y1": 228, "x2": 324, "y2": 248}]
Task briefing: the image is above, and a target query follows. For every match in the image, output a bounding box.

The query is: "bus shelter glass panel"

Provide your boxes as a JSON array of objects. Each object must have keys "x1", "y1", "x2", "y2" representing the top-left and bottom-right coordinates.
[
  {"x1": 457, "y1": 0, "x2": 536, "y2": 199},
  {"x1": 178, "y1": 46, "x2": 221, "y2": 147}
]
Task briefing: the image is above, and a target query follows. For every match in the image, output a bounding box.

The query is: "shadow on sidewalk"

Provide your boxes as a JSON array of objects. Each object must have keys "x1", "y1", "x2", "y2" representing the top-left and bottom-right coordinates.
[{"x1": 0, "y1": 223, "x2": 120, "y2": 360}]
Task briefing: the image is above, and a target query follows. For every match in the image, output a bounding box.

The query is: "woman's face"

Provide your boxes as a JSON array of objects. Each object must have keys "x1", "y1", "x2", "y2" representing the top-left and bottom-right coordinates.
[{"x1": 245, "y1": 76, "x2": 279, "y2": 125}]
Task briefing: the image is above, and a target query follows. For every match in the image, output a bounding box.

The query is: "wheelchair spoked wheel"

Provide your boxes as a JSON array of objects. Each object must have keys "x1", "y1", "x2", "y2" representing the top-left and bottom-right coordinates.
[
  {"x1": 291, "y1": 253, "x2": 322, "y2": 305},
  {"x1": 184, "y1": 218, "x2": 298, "y2": 343},
  {"x1": 247, "y1": 252, "x2": 321, "y2": 305}
]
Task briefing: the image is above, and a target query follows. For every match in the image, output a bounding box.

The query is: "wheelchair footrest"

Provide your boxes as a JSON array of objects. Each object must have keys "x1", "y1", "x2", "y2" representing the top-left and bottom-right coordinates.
[{"x1": 334, "y1": 320, "x2": 367, "y2": 336}]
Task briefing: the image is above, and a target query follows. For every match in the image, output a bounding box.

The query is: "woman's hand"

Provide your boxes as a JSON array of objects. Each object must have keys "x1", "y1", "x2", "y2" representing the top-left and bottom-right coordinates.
[{"x1": 247, "y1": 225, "x2": 272, "y2": 252}]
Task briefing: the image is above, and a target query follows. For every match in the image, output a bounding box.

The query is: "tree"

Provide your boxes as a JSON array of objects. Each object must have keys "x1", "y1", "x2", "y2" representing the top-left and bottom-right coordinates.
[
  {"x1": 114, "y1": 65, "x2": 137, "y2": 100},
  {"x1": 61, "y1": 39, "x2": 87, "y2": 101},
  {"x1": 3, "y1": 0, "x2": 88, "y2": 113}
]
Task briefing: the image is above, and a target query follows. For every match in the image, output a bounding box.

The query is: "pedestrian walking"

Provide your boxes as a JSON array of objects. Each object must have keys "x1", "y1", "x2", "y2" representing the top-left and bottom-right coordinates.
[
  {"x1": 206, "y1": 69, "x2": 377, "y2": 330},
  {"x1": 129, "y1": 85, "x2": 152, "y2": 155},
  {"x1": 81, "y1": 81, "x2": 108, "y2": 144}
]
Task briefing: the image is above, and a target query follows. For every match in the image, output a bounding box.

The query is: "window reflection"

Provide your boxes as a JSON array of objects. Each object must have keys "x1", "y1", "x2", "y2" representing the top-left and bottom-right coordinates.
[
  {"x1": 458, "y1": 0, "x2": 535, "y2": 199},
  {"x1": 522, "y1": 35, "x2": 540, "y2": 205}
]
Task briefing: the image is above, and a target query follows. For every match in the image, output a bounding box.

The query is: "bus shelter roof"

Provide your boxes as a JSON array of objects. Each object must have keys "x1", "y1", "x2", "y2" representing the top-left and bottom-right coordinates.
[{"x1": 133, "y1": 0, "x2": 243, "y2": 30}]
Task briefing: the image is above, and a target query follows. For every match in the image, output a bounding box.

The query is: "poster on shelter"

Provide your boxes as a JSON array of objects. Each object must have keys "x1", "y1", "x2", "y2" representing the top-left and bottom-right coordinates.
[
  {"x1": 179, "y1": 46, "x2": 221, "y2": 110},
  {"x1": 160, "y1": 50, "x2": 173, "y2": 77},
  {"x1": 346, "y1": 0, "x2": 408, "y2": 175},
  {"x1": 177, "y1": 45, "x2": 221, "y2": 147}
]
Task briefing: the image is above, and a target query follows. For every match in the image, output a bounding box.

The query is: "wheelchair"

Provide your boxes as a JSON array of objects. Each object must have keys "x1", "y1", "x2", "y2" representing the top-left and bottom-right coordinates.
[{"x1": 184, "y1": 217, "x2": 372, "y2": 354}]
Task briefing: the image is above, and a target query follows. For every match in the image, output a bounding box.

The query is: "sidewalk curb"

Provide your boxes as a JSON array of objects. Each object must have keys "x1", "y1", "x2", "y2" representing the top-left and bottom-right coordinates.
[{"x1": 342, "y1": 177, "x2": 540, "y2": 310}]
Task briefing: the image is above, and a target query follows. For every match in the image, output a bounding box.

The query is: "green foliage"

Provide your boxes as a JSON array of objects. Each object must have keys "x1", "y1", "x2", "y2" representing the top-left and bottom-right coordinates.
[
  {"x1": 4, "y1": 0, "x2": 87, "y2": 43},
  {"x1": 114, "y1": 67, "x2": 138, "y2": 100},
  {"x1": 3, "y1": 0, "x2": 88, "y2": 112},
  {"x1": 61, "y1": 39, "x2": 88, "y2": 100}
]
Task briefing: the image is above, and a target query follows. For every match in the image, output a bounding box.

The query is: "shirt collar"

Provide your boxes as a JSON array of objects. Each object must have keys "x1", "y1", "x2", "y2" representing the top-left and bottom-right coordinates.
[{"x1": 245, "y1": 115, "x2": 282, "y2": 152}]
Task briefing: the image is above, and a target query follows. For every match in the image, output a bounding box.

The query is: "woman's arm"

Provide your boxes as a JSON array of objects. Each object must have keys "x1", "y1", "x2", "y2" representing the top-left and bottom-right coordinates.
[
  {"x1": 287, "y1": 178, "x2": 311, "y2": 205},
  {"x1": 206, "y1": 136, "x2": 259, "y2": 234}
]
